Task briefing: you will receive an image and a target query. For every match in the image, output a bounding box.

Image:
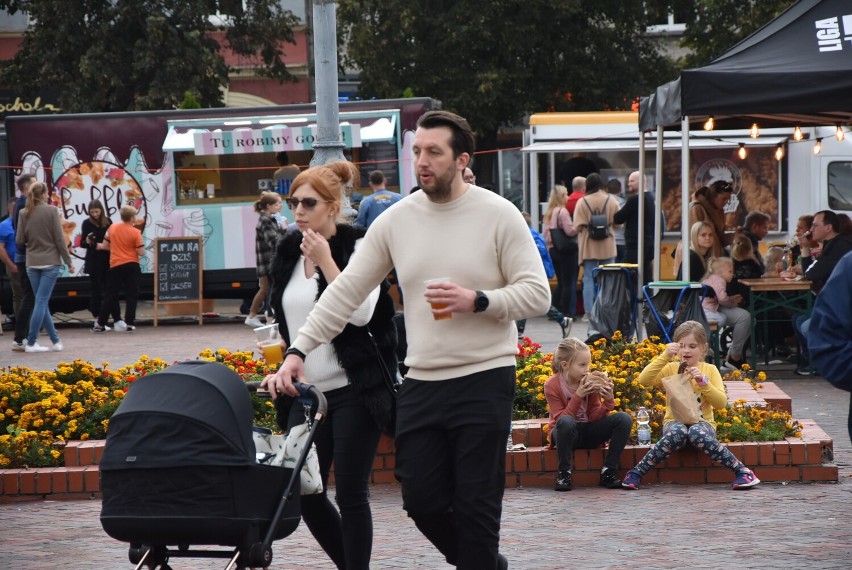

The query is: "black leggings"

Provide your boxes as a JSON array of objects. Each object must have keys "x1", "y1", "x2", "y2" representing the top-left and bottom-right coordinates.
[{"x1": 286, "y1": 385, "x2": 382, "y2": 570}]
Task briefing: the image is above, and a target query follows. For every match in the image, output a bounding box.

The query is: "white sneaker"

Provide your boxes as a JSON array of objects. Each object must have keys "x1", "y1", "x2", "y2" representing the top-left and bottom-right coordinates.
[
  {"x1": 51, "y1": 342, "x2": 64, "y2": 352},
  {"x1": 114, "y1": 320, "x2": 128, "y2": 332},
  {"x1": 24, "y1": 343, "x2": 49, "y2": 353},
  {"x1": 245, "y1": 316, "x2": 264, "y2": 328},
  {"x1": 11, "y1": 341, "x2": 25, "y2": 352}
]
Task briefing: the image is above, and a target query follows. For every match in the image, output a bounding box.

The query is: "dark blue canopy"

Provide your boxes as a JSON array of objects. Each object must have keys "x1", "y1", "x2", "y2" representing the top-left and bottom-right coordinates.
[{"x1": 640, "y1": 0, "x2": 852, "y2": 130}]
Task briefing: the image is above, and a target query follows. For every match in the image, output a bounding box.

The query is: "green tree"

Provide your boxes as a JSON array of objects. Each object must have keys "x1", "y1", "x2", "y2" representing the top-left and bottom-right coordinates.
[
  {"x1": 661, "y1": 0, "x2": 796, "y2": 67},
  {"x1": 0, "y1": 0, "x2": 301, "y2": 112},
  {"x1": 337, "y1": 0, "x2": 677, "y2": 143}
]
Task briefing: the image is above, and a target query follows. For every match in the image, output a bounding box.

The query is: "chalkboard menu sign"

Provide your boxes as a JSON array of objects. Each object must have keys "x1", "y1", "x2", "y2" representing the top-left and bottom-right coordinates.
[
  {"x1": 358, "y1": 141, "x2": 400, "y2": 189},
  {"x1": 153, "y1": 237, "x2": 204, "y2": 325}
]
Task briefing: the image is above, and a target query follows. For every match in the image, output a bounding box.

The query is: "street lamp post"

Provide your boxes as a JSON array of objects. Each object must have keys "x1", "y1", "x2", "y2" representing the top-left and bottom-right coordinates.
[{"x1": 309, "y1": 0, "x2": 346, "y2": 168}]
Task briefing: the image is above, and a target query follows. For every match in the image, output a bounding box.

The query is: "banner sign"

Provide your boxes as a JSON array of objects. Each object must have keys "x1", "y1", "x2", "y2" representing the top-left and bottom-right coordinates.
[{"x1": 193, "y1": 125, "x2": 361, "y2": 155}]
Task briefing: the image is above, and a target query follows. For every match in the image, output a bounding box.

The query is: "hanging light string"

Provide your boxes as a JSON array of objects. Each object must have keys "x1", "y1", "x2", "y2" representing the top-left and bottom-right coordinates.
[{"x1": 699, "y1": 121, "x2": 848, "y2": 160}]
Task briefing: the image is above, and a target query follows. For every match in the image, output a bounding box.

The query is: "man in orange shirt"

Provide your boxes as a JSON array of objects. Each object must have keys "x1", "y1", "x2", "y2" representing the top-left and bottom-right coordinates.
[{"x1": 93, "y1": 205, "x2": 144, "y2": 333}]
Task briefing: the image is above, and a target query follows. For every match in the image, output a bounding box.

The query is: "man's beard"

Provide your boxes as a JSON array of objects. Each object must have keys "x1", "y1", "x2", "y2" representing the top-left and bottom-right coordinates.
[{"x1": 417, "y1": 168, "x2": 455, "y2": 202}]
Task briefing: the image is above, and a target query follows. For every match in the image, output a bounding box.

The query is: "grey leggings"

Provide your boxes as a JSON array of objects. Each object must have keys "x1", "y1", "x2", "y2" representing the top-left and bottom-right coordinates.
[{"x1": 631, "y1": 421, "x2": 745, "y2": 476}]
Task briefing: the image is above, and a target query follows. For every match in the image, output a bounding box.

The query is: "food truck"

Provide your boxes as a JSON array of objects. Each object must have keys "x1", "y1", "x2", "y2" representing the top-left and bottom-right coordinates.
[
  {"x1": 523, "y1": 111, "x2": 852, "y2": 277},
  {"x1": 1, "y1": 98, "x2": 438, "y2": 313}
]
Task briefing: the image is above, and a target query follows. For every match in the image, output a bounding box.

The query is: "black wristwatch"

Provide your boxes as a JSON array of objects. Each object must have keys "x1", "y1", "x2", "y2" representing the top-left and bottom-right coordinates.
[
  {"x1": 473, "y1": 290, "x2": 489, "y2": 313},
  {"x1": 285, "y1": 347, "x2": 306, "y2": 361}
]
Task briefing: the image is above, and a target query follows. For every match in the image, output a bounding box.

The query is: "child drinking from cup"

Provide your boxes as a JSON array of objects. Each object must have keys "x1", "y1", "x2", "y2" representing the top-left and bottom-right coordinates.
[
  {"x1": 621, "y1": 321, "x2": 760, "y2": 490},
  {"x1": 544, "y1": 337, "x2": 632, "y2": 491}
]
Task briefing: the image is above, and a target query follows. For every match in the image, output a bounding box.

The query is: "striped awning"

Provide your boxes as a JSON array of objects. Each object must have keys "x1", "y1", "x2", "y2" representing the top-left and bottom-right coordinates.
[{"x1": 192, "y1": 124, "x2": 362, "y2": 155}]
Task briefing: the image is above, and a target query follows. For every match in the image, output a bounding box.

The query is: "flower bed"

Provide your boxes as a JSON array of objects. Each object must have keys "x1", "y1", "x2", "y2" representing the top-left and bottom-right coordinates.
[
  {"x1": 515, "y1": 333, "x2": 801, "y2": 445},
  {"x1": 1, "y1": 350, "x2": 277, "y2": 469},
  {"x1": 2, "y1": 335, "x2": 800, "y2": 470}
]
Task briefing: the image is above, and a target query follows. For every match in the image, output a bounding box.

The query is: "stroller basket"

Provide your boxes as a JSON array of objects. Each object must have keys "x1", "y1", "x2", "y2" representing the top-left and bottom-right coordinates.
[{"x1": 100, "y1": 361, "x2": 327, "y2": 569}]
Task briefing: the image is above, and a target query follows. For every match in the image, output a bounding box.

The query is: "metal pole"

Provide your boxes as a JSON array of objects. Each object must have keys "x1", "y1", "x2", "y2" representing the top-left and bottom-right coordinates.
[
  {"x1": 309, "y1": 0, "x2": 346, "y2": 168},
  {"x1": 681, "y1": 116, "x2": 691, "y2": 281},
  {"x1": 638, "y1": 131, "x2": 645, "y2": 290},
  {"x1": 655, "y1": 125, "x2": 664, "y2": 282}
]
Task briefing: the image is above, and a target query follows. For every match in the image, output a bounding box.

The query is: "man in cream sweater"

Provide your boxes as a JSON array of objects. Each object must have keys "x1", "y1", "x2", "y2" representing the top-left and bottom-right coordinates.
[{"x1": 266, "y1": 110, "x2": 550, "y2": 569}]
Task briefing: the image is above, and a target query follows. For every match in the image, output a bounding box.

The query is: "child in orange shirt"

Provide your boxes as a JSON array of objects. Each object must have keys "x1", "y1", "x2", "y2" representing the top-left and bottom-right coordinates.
[{"x1": 93, "y1": 205, "x2": 144, "y2": 333}]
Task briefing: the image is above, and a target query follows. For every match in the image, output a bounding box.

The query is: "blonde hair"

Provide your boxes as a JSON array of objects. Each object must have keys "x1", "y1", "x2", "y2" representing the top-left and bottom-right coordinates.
[
  {"x1": 705, "y1": 256, "x2": 732, "y2": 279},
  {"x1": 543, "y1": 185, "x2": 568, "y2": 227},
  {"x1": 119, "y1": 205, "x2": 137, "y2": 223},
  {"x1": 553, "y1": 337, "x2": 590, "y2": 376},
  {"x1": 673, "y1": 321, "x2": 708, "y2": 357},
  {"x1": 23, "y1": 182, "x2": 48, "y2": 218},
  {"x1": 764, "y1": 246, "x2": 784, "y2": 267}
]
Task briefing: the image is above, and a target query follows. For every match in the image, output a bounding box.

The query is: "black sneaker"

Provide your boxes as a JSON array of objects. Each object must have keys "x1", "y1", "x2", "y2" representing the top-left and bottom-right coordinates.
[
  {"x1": 599, "y1": 468, "x2": 622, "y2": 489},
  {"x1": 125, "y1": 325, "x2": 136, "y2": 332},
  {"x1": 554, "y1": 469, "x2": 572, "y2": 492},
  {"x1": 92, "y1": 325, "x2": 107, "y2": 333}
]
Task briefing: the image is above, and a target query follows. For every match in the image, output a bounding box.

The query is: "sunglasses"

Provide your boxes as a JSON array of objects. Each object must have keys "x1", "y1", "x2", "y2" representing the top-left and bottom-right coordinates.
[{"x1": 285, "y1": 197, "x2": 331, "y2": 210}]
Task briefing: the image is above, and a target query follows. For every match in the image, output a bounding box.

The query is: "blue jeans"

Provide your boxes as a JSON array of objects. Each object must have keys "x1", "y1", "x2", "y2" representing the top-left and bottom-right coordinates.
[
  {"x1": 26, "y1": 265, "x2": 61, "y2": 345},
  {"x1": 582, "y1": 258, "x2": 614, "y2": 315}
]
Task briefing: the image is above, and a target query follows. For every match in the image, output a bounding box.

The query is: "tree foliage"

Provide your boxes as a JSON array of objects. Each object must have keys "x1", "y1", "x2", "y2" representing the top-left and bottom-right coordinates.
[
  {"x1": 0, "y1": 0, "x2": 300, "y2": 112},
  {"x1": 663, "y1": 0, "x2": 797, "y2": 68},
  {"x1": 337, "y1": 0, "x2": 677, "y2": 142}
]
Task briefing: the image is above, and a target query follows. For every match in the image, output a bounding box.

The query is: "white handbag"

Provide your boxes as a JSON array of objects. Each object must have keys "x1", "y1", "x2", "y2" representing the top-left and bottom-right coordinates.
[{"x1": 252, "y1": 422, "x2": 323, "y2": 495}]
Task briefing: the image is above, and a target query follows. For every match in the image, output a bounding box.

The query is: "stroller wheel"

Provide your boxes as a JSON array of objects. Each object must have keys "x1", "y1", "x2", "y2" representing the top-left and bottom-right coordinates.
[{"x1": 246, "y1": 542, "x2": 273, "y2": 568}]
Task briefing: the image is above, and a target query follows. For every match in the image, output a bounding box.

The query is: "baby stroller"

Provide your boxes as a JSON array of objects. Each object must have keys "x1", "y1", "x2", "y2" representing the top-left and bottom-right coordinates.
[{"x1": 100, "y1": 360, "x2": 327, "y2": 570}]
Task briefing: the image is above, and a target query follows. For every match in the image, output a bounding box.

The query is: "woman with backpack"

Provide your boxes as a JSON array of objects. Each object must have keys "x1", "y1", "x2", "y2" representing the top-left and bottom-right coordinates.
[{"x1": 572, "y1": 173, "x2": 620, "y2": 320}]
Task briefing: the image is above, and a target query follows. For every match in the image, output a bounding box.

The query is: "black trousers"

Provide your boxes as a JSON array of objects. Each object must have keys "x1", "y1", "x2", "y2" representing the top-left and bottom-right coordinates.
[
  {"x1": 88, "y1": 258, "x2": 121, "y2": 321},
  {"x1": 550, "y1": 246, "x2": 579, "y2": 317},
  {"x1": 98, "y1": 262, "x2": 139, "y2": 327},
  {"x1": 287, "y1": 384, "x2": 382, "y2": 570},
  {"x1": 13, "y1": 261, "x2": 34, "y2": 344},
  {"x1": 553, "y1": 412, "x2": 633, "y2": 471},
  {"x1": 394, "y1": 366, "x2": 514, "y2": 569}
]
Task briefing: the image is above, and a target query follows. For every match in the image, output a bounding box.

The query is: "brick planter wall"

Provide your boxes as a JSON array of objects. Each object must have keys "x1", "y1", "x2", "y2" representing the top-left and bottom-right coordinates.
[{"x1": 0, "y1": 382, "x2": 837, "y2": 501}]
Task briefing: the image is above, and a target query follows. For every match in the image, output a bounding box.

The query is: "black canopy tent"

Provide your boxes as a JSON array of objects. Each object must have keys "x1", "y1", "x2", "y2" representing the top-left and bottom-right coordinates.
[{"x1": 637, "y1": 0, "x2": 852, "y2": 285}]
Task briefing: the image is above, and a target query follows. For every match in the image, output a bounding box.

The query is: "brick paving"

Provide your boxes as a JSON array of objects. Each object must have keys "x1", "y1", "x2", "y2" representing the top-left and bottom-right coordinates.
[{"x1": 1, "y1": 307, "x2": 851, "y2": 568}]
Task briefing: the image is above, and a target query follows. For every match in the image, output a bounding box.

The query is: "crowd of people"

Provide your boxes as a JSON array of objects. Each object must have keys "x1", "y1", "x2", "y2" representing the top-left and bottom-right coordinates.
[{"x1": 2, "y1": 106, "x2": 850, "y2": 569}]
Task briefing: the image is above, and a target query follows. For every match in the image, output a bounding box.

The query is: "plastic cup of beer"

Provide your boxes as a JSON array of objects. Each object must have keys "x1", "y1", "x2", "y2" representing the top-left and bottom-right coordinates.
[
  {"x1": 254, "y1": 324, "x2": 284, "y2": 364},
  {"x1": 424, "y1": 277, "x2": 452, "y2": 320}
]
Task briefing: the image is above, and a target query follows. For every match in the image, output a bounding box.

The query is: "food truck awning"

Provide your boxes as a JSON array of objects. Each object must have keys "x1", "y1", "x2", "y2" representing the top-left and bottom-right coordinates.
[
  {"x1": 163, "y1": 111, "x2": 398, "y2": 154},
  {"x1": 521, "y1": 135, "x2": 787, "y2": 154}
]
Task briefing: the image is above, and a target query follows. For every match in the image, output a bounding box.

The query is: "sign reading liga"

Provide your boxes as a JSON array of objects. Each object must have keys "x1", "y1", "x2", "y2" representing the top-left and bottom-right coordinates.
[{"x1": 194, "y1": 125, "x2": 362, "y2": 155}]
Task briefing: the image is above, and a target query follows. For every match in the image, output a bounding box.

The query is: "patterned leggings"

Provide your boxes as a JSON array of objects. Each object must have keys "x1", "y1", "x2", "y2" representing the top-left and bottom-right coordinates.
[{"x1": 631, "y1": 421, "x2": 745, "y2": 476}]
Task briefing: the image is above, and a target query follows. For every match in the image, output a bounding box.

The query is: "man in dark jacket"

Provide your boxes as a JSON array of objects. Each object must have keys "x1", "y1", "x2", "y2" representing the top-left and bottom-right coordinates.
[
  {"x1": 793, "y1": 210, "x2": 852, "y2": 375},
  {"x1": 613, "y1": 171, "x2": 656, "y2": 284}
]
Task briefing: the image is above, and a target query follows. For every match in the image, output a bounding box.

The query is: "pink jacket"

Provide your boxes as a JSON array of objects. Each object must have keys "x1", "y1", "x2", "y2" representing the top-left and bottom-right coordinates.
[
  {"x1": 701, "y1": 274, "x2": 738, "y2": 312},
  {"x1": 544, "y1": 374, "x2": 614, "y2": 445}
]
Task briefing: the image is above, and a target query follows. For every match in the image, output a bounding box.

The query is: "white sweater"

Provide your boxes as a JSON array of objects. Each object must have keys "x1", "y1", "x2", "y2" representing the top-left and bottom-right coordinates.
[{"x1": 291, "y1": 185, "x2": 551, "y2": 381}]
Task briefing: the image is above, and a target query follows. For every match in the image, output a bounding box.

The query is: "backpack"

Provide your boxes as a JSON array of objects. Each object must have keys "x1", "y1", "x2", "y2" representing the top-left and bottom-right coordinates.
[{"x1": 584, "y1": 196, "x2": 611, "y2": 240}]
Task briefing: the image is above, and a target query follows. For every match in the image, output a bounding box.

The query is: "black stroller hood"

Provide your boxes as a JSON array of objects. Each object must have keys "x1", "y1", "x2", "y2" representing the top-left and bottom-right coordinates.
[{"x1": 100, "y1": 361, "x2": 256, "y2": 470}]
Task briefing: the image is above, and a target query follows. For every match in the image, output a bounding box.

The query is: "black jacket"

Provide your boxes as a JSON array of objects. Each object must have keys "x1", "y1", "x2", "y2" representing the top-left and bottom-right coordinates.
[
  {"x1": 269, "y1": 224, "x2": 398, "y2": 434},
  {"x1": 803, "y1": 234, "x2": 852, "y2": 292}
]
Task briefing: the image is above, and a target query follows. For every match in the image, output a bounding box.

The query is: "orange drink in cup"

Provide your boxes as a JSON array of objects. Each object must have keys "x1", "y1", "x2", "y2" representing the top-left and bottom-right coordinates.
[
  {"x1": 425, "y1": 277, "x2": 453, "y2": 320},
  {"x1": 254, "y1": 324, "x2": 284, "y2": 364}
]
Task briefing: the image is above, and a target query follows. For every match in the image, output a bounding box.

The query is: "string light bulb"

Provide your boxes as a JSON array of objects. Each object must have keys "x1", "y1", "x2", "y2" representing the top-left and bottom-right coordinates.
[
  {"x1": 774, "y1": 144, "x2": 785, "y2": 161},
  {"x1": 750, "y1": 123, "x2": 760, "y2": 138},
  {"x1": 836, "y1": 124, "x2": 845, "y2": 141},
  {"x1": 793, "y1": 126, "x2": 803, "y2": 141},
  {"x1": 813, "y1": 138, "x2": 823, "y2": 155},
  {"x1": 703, "y1": 116, "x2": 715, "y2": 131},
  {"x1": 737, "y1": 143, "x2": 747, "y2": 160}
]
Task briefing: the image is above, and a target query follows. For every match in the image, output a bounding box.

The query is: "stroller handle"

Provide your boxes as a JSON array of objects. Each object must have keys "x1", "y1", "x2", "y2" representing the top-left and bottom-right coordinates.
[{"x1": 245, "y1": 380, "x2": 328, "y2": 422}]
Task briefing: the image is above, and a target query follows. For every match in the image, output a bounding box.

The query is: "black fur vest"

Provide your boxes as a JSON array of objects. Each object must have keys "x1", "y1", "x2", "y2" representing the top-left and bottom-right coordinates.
[{"x1": 269, "y1": 224, "x2": 398, "y2": 434}]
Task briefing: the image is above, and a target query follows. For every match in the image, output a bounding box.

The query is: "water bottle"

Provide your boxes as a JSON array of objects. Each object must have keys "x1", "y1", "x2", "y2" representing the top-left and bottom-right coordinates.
[{"x1": 636, "y1": 406, "x2": 651, "y2": 447}]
